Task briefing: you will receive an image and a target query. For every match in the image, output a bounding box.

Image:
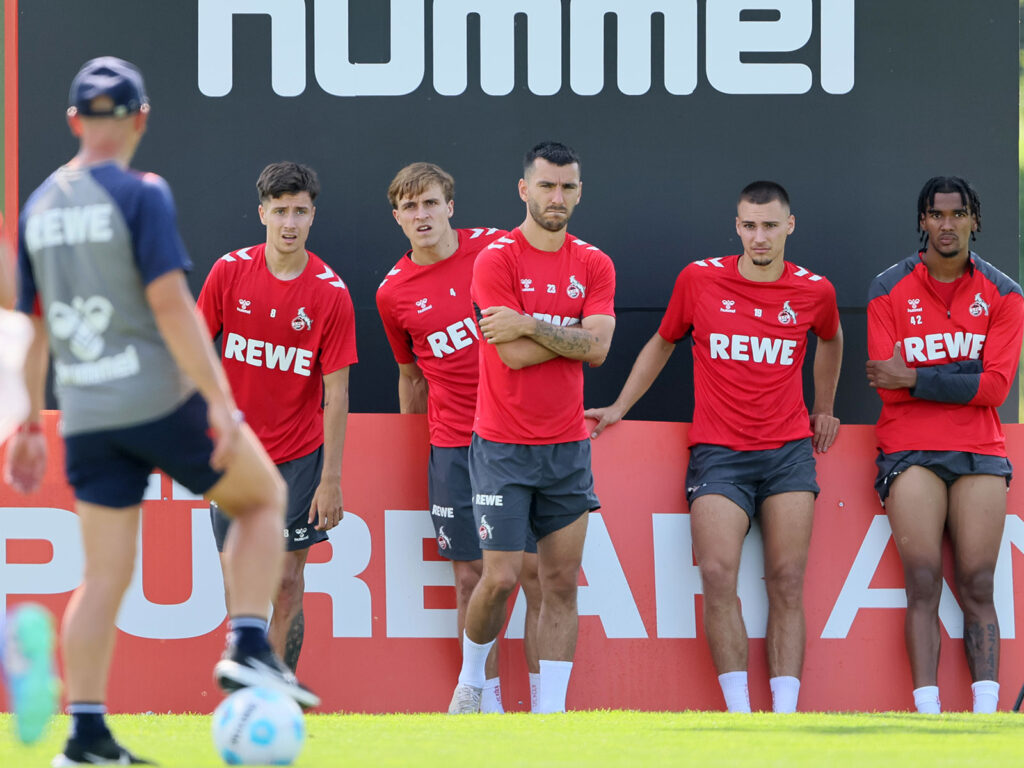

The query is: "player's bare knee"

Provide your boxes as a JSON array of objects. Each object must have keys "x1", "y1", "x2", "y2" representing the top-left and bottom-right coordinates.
[
  {"x1": 521, "y1": 573, "x2": 543, "y2": 604},
  {"x1": 454, "y1": 567, "x2": 481, "y2": 600},
  {"x1": 538, "y1": 561, "x2": 580, "y2": 597},
  {"x1": 765, "y1": 564, "x2": 806, "y2": 608},
  {"x1": 903, "y1": 564, "x2": 942, "y2": 606},
  {"x1": 956, "y1": 568, "x2": 995, "y2": 609},
  {"x1": 698, "y1": 559, "x2": 739, "y2": 599},
  {"x1": 480, "y1": 568, "x2": 519, "y2": 601}
]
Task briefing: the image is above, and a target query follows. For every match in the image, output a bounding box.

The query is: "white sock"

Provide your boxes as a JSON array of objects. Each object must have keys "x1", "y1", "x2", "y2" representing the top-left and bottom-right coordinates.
[
  {"x1": 481, "y1": 677, "x2": 504, "y2": 714},
  {"x1": 457, "y1": 635, "x2": 494, "y2": 689},
  {"x1": 971, "y1": 680, "x2": 999, "y2": 713},
  {"x1": 913, "y1": 685, "x2": 941, "y2": 714},
  {"x1": 769, "y1": 676, "x2": 800, "y2": 713},
  {"x1": 718, "y1": 671, "x2": 751, "y2": 713},
  {"x1": 536, "y1": 660, "x2": 573, "y2": 713},
  {"x1": 529, "y1": 672, "x2": 541, "y2": 712}
]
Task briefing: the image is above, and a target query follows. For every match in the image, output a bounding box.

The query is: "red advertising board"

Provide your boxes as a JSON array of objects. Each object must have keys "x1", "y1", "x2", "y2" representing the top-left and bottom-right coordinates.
[{"x1": 3, "y1": 414, "x2": 1023, "y2": 712}]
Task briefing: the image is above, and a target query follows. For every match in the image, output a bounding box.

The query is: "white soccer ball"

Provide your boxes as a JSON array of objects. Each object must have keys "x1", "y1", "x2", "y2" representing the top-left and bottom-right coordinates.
[{"x1": 212, "y1": 687, "x2": 305, "y2": 765}]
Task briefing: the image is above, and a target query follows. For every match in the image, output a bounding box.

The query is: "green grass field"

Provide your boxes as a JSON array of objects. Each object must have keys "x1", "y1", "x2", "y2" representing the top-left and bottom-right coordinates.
[{"x1": 2, "y1": 711, "x2": 1023, "y2": 767}]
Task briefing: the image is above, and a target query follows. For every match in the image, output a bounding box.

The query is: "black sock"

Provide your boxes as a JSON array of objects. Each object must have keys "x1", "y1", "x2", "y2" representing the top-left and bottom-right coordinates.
[
  {"x1": 228, "y1": 616, "x2": 270, "y2": 655},
  {"x1": 68, "y1": 703, "x2": 110, "y2": 742}
]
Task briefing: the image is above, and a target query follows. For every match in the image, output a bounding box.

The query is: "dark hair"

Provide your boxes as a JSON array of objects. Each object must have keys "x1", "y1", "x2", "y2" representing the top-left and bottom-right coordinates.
[
  {"x1": 916, "y1": 176, "x2": 981, "y2": 245},
  {"x1": 257, "y1": 162, "x2": 320, "y2": 203},
  {"x1": 387, "y1": 162, "x2": 455, "y2": 208},
  {"x1": 738, "y1": 180, "x2": 790, "y2": 208},
  {"x1": 523, "y1": 141, "x2": 581, "y2": 176}
]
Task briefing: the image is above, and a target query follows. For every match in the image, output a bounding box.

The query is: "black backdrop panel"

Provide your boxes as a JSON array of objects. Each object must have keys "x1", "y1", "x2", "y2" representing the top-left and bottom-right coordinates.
[{"x1": 18, "y1": 1, "x2": 1020, "y2": 423}]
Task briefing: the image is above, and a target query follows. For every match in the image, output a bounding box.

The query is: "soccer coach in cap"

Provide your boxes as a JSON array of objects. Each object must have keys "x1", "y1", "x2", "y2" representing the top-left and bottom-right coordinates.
[{"x1": 6, "y1": 57, "x2": 317, "y2": 765}]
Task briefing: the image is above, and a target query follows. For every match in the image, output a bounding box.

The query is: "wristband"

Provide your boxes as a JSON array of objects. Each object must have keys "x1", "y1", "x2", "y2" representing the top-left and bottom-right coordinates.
[{"x1": 18, "y1": 422, "x2": 43, "y2": 434}]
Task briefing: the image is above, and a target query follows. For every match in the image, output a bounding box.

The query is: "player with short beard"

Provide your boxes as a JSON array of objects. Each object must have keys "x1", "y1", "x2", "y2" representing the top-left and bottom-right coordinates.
[
  {"x1": 866, "y1": 176, "x2": 1023, "y2": 713},
  {"x1": 377, "y1": 162, "x2": 541, "y2": 713},
  {"x1": 587, "y1": 181, "x2": 842, "y2": 713},
  {"x1": 198, "y1": 162, "x2": 357, "y2": 674},
  {"x1": 448, "y1": 142, "x2": 616, "y2": 715}
]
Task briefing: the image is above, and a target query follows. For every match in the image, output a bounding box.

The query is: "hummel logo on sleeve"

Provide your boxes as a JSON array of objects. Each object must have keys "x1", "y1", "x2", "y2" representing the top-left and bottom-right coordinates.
[{"x1": 316, "y1": 265, "x2": 346, "y2": 288}]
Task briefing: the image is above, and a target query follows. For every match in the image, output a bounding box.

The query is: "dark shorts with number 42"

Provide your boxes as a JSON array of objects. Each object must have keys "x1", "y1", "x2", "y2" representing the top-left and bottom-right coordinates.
[
  {"x1": 685, "y1": 437, "x2": 819, "y2": 520},
  {"x1": 874, "y1": 449, "x2": 1012, "y2": 505},
  {"x1": 210, "y1": 444, "x2": 329, "y2": 552},
  {"x1": 469, "y1": 435, "x2": 599, "y2": 552}
]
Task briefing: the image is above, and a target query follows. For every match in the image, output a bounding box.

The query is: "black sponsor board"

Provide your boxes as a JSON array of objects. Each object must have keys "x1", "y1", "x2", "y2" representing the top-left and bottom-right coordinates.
[{"x1": 18, "y1": 1, "x2": 1019, "y2": 423}]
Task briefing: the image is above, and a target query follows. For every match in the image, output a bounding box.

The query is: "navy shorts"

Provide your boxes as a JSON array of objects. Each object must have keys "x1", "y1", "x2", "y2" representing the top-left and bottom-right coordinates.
[
  {"x1": 64, "y1": 392, "x2": 222, "y2": 508},
  {"x1": 469, "y1": 435, "x2": 599, "y2": 552},
  {"x1": 211, "y1": 445, "x2": 328, "y2": 552},
  {"x1": 430, "y1": 445, "x2": 536, "y2": 560},
  {"x1": 685, "y1": 438, "x2": 818, "y2": 520},
  {"x1": 874, "y1": 449, "x2": 1012, "y2": 505}
]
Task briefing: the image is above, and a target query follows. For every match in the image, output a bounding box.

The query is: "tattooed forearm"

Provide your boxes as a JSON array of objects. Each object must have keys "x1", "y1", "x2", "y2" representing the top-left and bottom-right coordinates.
[
  {"x1": 284, "y1": 608, "x2": 305, "y2": 672},
  {"x1": 964, "y1": 621, "x2": 999, "y2": 681},
  {"x1": 529, "y1": 321, "x2": 594, "y2": 359}
]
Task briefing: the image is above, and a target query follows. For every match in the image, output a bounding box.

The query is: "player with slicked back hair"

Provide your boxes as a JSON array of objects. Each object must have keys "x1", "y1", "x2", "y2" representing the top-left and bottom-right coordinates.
[
  {"x1": 448, "y1": 142, "x2": 616, "y2": 715},
  {"x1": 378, "y1": 162, "x2": 541, "y2": 713},
  {"x1": 6, "y1": 57, "x2": 317, "y2": 766},
  {"x1": 587, "y1": 180, "x2": 843, "y2": 713},
  {"x1": 866, "y1": 176, "x2": 1023, "y2": 714}
]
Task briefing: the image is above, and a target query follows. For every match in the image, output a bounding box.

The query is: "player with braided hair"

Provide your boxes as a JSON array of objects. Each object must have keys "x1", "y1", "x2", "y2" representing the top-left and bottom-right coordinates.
[{"x1": 867, "y1": 176, "x2": 1023, "y2": 713}]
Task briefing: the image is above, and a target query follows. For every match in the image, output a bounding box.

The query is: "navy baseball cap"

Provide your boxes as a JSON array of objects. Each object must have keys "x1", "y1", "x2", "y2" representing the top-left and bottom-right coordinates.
[{"x1": 68, "y1": 57, "x2": 148, "y2": 117}]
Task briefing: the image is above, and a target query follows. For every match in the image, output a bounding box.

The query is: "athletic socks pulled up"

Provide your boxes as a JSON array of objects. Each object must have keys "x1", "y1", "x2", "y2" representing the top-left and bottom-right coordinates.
[
  {"x1": 913, "y1": 685, "x2": 941, "y2": 714},
  {"x1": 971, "y1": 680, "x2": 999, "y2": 713},
  {"x1": 529, "y1": 672, "x2": 541, "y2": 713},
  {"x1": 769, "y1": 675, "x2": 801, "y2": 714},
  {"x1": 481, "y1": 677, "x2": 504, "y2": 714},
  {"x1": 718, "y1": 671, "x2": 751, "y2": 713},
  {"x1": 457, "y1": 635, "x2": 494, "y2": 689},
  {"x1": 535, "y1": 660, "x2": 572, "y2": 714}
]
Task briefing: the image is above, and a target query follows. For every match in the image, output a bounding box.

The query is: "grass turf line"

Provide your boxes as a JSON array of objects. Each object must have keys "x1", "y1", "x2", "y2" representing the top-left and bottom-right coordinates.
[{"x1": 2, "y1": 711, "x2": 1023, "y2": 767}]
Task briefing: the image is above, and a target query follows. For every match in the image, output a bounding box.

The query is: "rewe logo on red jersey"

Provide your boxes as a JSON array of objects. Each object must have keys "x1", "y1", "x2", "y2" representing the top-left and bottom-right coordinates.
[
  {"x1": 224, "y1": 332, "x2": 314, "y2": 376},
  {"x1": 903, "y1": 332, "x2": 985, "y2": 363},
  {"x1": 427, "y1": 317, "x2": 480, "y2": 358},
  {"x1": 709, "y1": 333, "x2": 797, "y2": 365}
]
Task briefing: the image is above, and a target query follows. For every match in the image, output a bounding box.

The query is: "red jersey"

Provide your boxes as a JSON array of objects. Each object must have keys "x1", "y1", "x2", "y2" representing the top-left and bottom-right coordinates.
[
  {"x1": 659, "y1": 255, "x2": 839, "y2": 450},
  {"x1": 867, "y1": 252, "x2": 1024, "y2": 456},
  {"x1": 197, "y1": 244, "x2": 358, "y2": 463},
  {"x1": 472, "y1": 228, "x2": 616, "y2": 445},
  {"x1": 375, "y1": 228, "x2": 504, "y2": 447}
]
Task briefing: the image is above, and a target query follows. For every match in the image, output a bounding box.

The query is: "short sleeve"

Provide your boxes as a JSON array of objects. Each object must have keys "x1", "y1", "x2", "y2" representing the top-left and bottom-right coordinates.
[
  {"x1": 131, "y1": 174, "x2": 193, "y2": 285},
  {"x1": 582, "y1": 250, "x2": 616, "y2": 318},
  {"x1": 471, "y1": 245, "x2": 520, "y2": 311},
  {"x1": 376, "y1": 288, "x2": 415, "y2": 365},
  {"x1": 812, "y1": 279, "x2": 840, "y2": 340},
  {"x1": 196, "y1": 259, "x2": 225, "y2": 338},
  {"x1": 15, "y1": 213, "x2": 41, "y2": 316},
  {"x1": 658, "y1": 267, "x2": 693, "y2": 343},
  {"x1": 319, "y1": 284, "x2": 359, "y2": 374}
]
